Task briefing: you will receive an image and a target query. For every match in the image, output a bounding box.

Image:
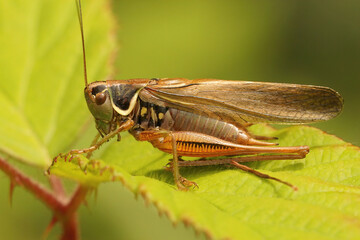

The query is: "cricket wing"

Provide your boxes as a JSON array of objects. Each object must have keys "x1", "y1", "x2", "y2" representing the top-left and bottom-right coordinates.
[{"x1": 141, "y1": 78, "x2": 343, "y2": 124}]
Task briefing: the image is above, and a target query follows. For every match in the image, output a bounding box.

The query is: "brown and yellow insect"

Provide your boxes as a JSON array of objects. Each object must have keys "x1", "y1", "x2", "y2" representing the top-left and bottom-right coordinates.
[{"x1": 56, "y1": 1, "x2": 343, "y2": 190}]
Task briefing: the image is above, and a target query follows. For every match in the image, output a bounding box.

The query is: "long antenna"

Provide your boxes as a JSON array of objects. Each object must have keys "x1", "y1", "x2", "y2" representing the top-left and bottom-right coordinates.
[{"x1": 76, "y1": 0, "x2": 89, "y2": 88}]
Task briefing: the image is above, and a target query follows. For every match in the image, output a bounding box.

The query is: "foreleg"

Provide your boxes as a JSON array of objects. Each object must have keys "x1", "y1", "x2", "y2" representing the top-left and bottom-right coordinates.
[{"x1": 54, "y1": 119, "x2": 134, "y2": 161}]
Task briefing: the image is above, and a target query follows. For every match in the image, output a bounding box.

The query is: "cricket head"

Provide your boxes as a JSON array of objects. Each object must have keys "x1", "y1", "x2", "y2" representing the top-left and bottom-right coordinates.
[
  {"x1": 76, "y1": 0, "x2": 116, "y2": 137},
  {"x1": 85, "y1": 82, "x2": 114, "y2": 136},
  {"x1": 85, "y1": 81, "x2": 145, "y2": 136},
  {"x1": 78, "y1": 0, "x2": 141, "y2": 136}
]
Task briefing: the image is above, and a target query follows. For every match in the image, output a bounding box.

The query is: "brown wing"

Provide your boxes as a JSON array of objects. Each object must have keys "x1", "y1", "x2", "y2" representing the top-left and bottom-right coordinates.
[{"x1": 139, "y1": 78, "x2": 343, "y2": 124}]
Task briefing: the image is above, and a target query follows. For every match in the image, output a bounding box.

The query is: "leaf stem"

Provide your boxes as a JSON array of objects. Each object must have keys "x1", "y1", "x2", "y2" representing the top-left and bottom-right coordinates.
[
  {"x1": 0, "y1": 157, "x2": 90, "y2": 240},
  {"x1": 59, "y1": 185, "x2": 89, "y2": 240},
  {"x1": 61, "y1": 213, "x2": 80, "y2": 240},
  {"x1": 49, "y1": 175, "x2": 66, "y2": 200},
  {"x1": 0, "y1": 156, "x2": 66, "y2": 212},
  {"x1": 66, "y1": 185, "x2": 89, "y2": 216}
]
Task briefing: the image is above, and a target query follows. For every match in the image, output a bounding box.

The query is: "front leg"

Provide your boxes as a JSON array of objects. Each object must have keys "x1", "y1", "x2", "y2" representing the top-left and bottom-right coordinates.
[{"x1": 54, "y1": 119, "x2": 134, "y2": 162}]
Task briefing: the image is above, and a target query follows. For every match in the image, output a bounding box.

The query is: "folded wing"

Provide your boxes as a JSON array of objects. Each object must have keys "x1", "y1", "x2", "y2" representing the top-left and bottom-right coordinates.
[{"x1": 141, "y1": 78, "x2": 343, "y2": 125}]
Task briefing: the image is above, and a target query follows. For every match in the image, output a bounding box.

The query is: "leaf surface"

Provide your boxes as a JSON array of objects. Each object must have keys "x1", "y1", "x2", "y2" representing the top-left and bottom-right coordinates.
[
  {"x1": 0, "y1": 0, "x2": 115, "y2": 167},
  {"x1": 50, "y1": 125, "x2": 360, "y2": 240}
]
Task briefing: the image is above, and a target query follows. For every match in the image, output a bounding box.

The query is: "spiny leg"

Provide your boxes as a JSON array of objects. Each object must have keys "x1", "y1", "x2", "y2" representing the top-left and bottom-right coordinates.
[
  {"x1": 54, "y1": 119, "x2": 134, "y2": 162},
  {"x1": 132, "y1": 129, "x2": 198, "y2": 190},
  {"x1": 148, "y1": 130, "x2": 308, "y2": 189},
  {"x1": 230, "y1": 161, "x2": 298, "y2": 191},
  {"x1": 71, "y1": 119, "x2": 133, "y2": 155},
  {"x1": 86, "y1": 133, "x2": 101, "y2": 159},
  {"x1": 169, "y1": 133, "x2": 183, "y2": 190},
  {"x1": 149, "y1": 130, "x2": 309, "y2": 157},
  {"x1": 174, "y1": 153, "x2": 305, "y2": 190},
  {"x1": 168, "y1": 133, "x2": 198, "y2": 190},
  {"x1": 175, "y1": 152, "x2": 307, "y2": 167}
]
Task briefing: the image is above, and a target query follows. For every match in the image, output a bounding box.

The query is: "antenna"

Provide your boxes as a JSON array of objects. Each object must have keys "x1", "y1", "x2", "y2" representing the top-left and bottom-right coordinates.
[{"x1": 76, "y1": 0, "x2": 89, "y2": 88}]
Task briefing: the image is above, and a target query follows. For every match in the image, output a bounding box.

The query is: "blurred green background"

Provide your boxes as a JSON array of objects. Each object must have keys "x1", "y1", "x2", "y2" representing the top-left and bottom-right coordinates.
[{"x1": 1, "y1": 0, "x2": 359, "y2": 239}]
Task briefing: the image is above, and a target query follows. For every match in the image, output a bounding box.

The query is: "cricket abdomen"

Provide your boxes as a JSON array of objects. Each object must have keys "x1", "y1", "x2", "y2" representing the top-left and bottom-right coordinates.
[
  {"x1": 166, "y1": 108, "x2": 251, "y2": 144},
  {"x1": 132, "y1": 100, "x2": 253, "y2": 145}
]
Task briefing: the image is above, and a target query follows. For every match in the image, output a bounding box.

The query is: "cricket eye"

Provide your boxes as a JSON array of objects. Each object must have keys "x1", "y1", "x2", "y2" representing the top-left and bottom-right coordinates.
[{"x1": 95, "y1": 92, "x2": 106, "y2": 105}]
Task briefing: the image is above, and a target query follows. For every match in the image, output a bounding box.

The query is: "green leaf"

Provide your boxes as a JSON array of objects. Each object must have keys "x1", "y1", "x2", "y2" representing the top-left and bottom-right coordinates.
[
  {"x1": 0, "y1": 0, "x2": 115, "y2": 168},
  {"x1": 50, "y1": 125, "x2": 360, "y2": 240},
  {"x1": 2, "y1": 1, "x2": 360, "y2": 240}
]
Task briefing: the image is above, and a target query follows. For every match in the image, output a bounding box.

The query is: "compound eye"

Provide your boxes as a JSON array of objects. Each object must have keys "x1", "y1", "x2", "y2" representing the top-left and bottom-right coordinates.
[{"x1": 95, "y1": 92, "x2": 106, "y2": 105}]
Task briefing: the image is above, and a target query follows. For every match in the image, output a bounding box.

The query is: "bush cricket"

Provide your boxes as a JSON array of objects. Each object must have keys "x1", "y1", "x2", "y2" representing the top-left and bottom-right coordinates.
[{"x1": 54, "y1": 0, "x2": 343, "y2": 191}]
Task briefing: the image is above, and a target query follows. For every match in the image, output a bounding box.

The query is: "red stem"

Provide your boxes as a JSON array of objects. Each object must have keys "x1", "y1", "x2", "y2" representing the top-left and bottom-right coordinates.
[
  {"x1": 61, "y1": 213, "x2": 80, "y2": 240},
  {"x1": 60, "y1": 186, "x2": 89, "y2": 240},
  {"x1": 0, "y1": 157, "x2": 89, "y2": 240},
  {"x1": 66, "y1": 185, "x2": 89, "y2": 214},
  {"x1": 0, "y1": 157, "x2": 66, "y2": 213},
  {"x1": 49, "y1": 175, "x2": 66, "y2": 200}
]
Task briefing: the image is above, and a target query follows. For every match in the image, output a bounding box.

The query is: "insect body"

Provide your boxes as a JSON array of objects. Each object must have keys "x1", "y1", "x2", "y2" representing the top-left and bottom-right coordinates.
[
  {"x1": 80, "y1": 77, "x2": 343, "y2": 190},
  {"x1": 59, "y1": 1, "x2": 344, "y2": 190}
]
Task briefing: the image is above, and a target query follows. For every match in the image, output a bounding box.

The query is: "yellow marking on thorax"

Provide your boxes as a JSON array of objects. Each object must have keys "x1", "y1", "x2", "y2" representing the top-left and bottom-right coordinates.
[
  {"x1": 158, "y1": 112, "x2": 164, "y2": 120},
  {"x1": 141, "y1": 107, "x2": 147, "y2": 116}
]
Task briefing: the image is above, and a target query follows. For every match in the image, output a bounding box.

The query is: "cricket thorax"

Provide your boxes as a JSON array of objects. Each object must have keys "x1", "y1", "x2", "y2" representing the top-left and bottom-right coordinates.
[
  {"x1": 132, "y1": 99, "x2": 169, "y2": 130},
  {"x1": 108, "y1": 83, "x2": 144, "y2": 116}
]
